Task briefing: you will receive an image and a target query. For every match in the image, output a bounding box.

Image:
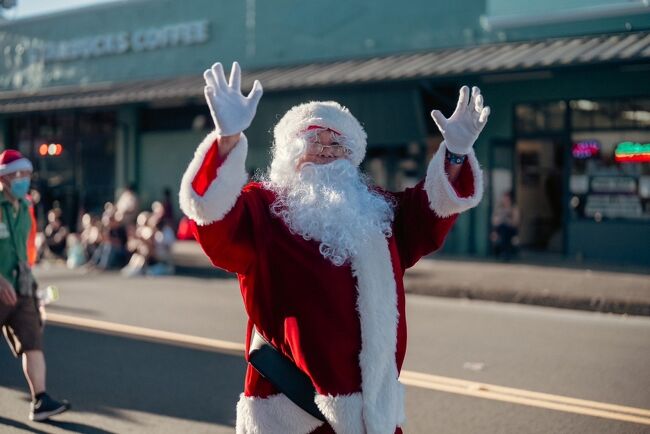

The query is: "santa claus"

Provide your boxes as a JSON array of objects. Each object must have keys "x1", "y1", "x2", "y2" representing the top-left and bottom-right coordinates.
[{"x1": 179, "y1": 62, "x2": 489, "y2": 434}]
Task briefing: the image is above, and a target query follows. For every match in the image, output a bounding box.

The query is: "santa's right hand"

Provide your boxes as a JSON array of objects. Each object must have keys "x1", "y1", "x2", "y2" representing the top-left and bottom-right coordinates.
[{"x1": 203, "y1": 61, "x2": 263, "y2": 136}]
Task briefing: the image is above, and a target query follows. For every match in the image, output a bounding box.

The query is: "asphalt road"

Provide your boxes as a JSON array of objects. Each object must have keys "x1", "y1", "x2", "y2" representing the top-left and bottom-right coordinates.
[{"x1": 0, "y1": 265, "x2": 648, "y2": 433}]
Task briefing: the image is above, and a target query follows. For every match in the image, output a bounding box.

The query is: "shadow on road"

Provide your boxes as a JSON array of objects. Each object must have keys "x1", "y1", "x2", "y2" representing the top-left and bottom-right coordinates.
[
  {"x1": 0, "y1": 416, "x2": 51, "y2": 434},
  {"x1": 0, "y1": 325, "x2": 246, "y2": 429},
  {"x1": 43, "y1": 420, "x2": 117, "y2": 434}
]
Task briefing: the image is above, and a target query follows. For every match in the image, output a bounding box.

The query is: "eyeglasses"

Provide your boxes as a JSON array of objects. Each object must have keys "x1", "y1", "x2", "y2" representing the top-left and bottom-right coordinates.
[{"x1": 305, "y1": 131, "x2": 351, "y2": 157}]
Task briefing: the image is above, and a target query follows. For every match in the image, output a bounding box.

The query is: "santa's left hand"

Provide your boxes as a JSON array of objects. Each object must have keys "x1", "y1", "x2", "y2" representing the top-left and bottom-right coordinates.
[{"x1": 430, "y1": 86, "x2": 490, "y2": 155}]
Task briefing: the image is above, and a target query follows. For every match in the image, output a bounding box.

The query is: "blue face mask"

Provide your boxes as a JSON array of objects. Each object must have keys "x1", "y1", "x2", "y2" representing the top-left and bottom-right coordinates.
[{"x1": 10, "y1": 178, "x2": 30, "y2": 198}]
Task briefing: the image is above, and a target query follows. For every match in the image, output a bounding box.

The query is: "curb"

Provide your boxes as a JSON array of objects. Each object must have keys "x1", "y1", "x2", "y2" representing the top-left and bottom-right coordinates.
[{"x1": 405, "y1": 284, "x2": 650, "y2": 316}]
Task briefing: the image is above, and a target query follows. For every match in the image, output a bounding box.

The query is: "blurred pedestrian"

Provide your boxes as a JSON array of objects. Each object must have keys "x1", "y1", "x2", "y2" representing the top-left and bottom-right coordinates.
[
  {"x1": 161, "y1": 187, "x2": 175, "y2": 228},
  {"x1": 115, "y1": 183, "x2": 139, "y2": 226},
  {"x1": 179, "y1": 62, "x2": 488, "y2": 432},
  {"x1": 0, "y1": 150, "x2": 71, "y2": 421},
  {"x1": 490, "y1": 191, "x2": 520, "y2": 260}
]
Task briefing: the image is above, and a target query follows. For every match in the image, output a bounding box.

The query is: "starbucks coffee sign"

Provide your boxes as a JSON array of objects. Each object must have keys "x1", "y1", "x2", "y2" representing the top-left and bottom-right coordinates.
[{"x1": 41, "y1": 20, "x2": 209, "y2": 63}]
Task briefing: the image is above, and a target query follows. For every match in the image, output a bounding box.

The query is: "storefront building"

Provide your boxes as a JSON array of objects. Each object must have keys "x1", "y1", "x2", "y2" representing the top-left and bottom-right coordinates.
[{"x1": 1, "y1": 0, "x2": 649, "y2": 266}]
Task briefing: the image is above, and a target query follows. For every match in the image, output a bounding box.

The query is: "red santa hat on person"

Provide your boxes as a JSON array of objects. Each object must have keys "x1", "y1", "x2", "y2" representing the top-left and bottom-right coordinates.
[
  {"x1": 273, "y1": 101, "x2": 368, "y2": 167},
  {"x1": 0, "y1": 149, "x2": 33, "y2": 177}
]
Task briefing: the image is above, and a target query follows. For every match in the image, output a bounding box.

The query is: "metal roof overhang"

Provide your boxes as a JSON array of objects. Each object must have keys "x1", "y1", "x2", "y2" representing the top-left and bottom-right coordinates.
[{"x1": 1, "y1": 31, "x2": 649, "y2": 114}]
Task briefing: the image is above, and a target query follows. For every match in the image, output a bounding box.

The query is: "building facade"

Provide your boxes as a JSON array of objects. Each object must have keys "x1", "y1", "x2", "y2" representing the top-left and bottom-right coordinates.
[{"x1": 1, "y1": 0, "x2": 649, "y2": 266}]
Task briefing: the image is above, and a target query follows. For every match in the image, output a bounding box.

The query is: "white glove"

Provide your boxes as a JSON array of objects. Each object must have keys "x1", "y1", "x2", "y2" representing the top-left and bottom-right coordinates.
[
  {"x1": 203, "y1": 61, "x2": 263, "y2": 136},
  {"x1": 431, "y1": 86, "x2": 490, "y2": 155}
]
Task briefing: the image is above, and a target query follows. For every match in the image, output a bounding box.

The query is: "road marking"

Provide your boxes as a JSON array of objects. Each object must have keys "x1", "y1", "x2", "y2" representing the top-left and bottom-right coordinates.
[
  {"x1": 47, "y1": 313, "x2": 650, "y2": 425},
  {"x1": 399, "y1": 371, "x2": 650, "y2": 425},
  {"x1": 46, "y1": 312, "x2": 245, "y2": 354}
]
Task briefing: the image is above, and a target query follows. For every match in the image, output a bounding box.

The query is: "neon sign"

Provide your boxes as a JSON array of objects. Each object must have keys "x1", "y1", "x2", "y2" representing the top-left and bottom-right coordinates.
[
  {"x1": 572, "y1": 140, "x2": 600, "y2": 159},
  {"x1": 614, "y1": 142, "x2": 650, "y2": 163},
  {"x1": 38, "y1": 143, "x2": 63, "y2": 156}
]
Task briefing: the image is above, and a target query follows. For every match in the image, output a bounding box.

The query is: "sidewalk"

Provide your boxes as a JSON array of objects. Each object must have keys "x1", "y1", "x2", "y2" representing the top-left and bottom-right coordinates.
[{"x1": 172, "y1": 241, "x2": 650, "y2": 316}]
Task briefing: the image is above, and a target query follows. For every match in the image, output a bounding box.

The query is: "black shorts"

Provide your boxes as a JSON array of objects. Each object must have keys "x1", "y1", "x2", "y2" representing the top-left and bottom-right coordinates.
[{"x1": 0, "y1": 295, "x2": 44, "y2": 357}]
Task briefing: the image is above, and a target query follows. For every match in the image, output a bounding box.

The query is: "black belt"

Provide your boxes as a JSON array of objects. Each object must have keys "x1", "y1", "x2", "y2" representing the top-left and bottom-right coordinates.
[{"x1": 248, "y1": 326, "x2": 326, "y2": 422}]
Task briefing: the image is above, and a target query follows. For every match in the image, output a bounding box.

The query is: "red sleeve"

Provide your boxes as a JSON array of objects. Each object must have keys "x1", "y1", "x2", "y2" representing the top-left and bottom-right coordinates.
[
  {"x1": 190, "y1": 196, "x2": 257, "y2": 275},
  {"x1": 179, "y1": 133, "x2": 256, "y2": 274},
  {"x1": 392, "y1": 159, "x2": 474, "y2": 270},
  {"x1": 191, "y1": 139, "x2": 225, "y2": 196},
  {"x1": 449, "y1": 159, "x2": 475, "y2": 198},
  {"x1": 27, "y1": 201, "x2": 38, "y2": 266}
]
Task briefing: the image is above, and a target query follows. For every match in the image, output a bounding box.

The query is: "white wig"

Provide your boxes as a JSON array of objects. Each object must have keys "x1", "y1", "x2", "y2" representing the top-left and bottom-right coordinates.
[{"x1": 268, "y1": 101, "x2": 367, "y2": 185}]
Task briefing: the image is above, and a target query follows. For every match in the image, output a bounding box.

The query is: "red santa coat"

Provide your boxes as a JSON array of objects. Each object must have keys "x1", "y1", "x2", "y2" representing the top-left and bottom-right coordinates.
[{"x1": 179, "y1": 132, "x2": 483, "y2": 434}]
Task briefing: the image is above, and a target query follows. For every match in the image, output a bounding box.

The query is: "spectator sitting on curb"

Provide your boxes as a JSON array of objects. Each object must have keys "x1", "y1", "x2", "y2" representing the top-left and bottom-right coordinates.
[
  {"x1": 65, "y1": 233, "x2": 86, "y2": 269},
  {"x1": 115, "y1": 183, "x2": 140, "y2": 227},
  {"x1": 121, "y1": 211, "x2": 153, "y2": 277},
  {"x1": 87, "y1": 207, "x2": 128, "y2": 270},
  {"x1": 43, "y1": 208, "x2": 68, "y2": 260},
  {"x1": 79, "y1": 212, "x2": 101, "y2": 260}
]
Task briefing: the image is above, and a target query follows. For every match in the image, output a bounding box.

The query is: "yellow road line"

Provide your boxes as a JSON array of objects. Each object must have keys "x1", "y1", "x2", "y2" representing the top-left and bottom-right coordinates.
[
  {"x1": 401, "y1": 371, "x2": 650, "y2": 417},
  {"x1": 400, "y1": 372, "x2": 650, "y2": 425},
  {"x1": 47, "y1": 313, "x2": 245, "y2": 354},
  {"x1": 47, "y1": 313, "x2": 650, "y2": 425}
]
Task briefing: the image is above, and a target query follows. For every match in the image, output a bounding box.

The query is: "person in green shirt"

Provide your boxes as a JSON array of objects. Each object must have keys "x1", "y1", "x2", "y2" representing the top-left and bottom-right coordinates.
[{"x1": 0, "y1": 149, "x2": 70, "y2": 422}]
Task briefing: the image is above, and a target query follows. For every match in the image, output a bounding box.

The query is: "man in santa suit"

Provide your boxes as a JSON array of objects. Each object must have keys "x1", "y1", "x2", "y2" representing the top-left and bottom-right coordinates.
[{"x1": 179, "y1": 62, "x2": 489, "y2": 434}]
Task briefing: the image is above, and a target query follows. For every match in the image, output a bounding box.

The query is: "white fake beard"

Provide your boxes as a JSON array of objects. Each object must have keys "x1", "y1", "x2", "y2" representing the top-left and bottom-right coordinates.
[{"x1": 268, "y1": 159, "x2": 394, "y2": 266}]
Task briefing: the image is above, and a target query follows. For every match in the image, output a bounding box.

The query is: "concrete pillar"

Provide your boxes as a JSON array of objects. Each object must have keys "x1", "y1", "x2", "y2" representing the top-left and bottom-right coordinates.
[
  {"x1": 115, "y1": 106, "x2": 139, "y2": 197},
  {"x1": 0, "y1": 117, "x2": 8, "y2": 151}
]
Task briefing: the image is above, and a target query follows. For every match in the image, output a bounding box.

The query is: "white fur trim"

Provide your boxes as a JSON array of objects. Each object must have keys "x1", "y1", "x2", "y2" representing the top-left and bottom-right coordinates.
[
  {"x1": 315, "y1": 393, "x2": 364, "y2": 434},
  {"x1": 179, "y1": 131, "x2": 249, "y2": 226},
  {"x1": 0, "y1": 158, "x2": 32, "y2": 176},
  {"x1": 424, "y1": 142, "x2": 483, "y2": 218},
  {"x1": 236, "y1": 393, "x2": 324, "y2": 434},
  {"x1": 273, "y1": 101, "x2": 367, "y2": 167},
  {"x1": 350, "y1": 232, "x2": 404, "y2": 434}
]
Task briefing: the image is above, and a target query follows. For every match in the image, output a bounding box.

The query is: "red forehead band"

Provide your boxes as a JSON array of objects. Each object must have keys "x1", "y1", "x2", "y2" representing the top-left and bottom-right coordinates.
[{"x1": 304, "y1": 125, "x2": 342, "y2": 136}]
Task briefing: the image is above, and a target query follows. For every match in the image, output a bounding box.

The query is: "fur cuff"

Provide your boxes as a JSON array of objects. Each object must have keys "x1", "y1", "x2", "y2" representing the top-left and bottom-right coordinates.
[
  {"x1": 179, "y1": 131, "x2": 248, "y2": 226},
  {"x1": 315, "y1": 393, "x2": 364, "y2": 434},
  {"x1": 424, "y1": 142, "x2": 483, "y2": 218},
  {"x1": 236, "y1": 393, "x2": 324, "y2": 434}
]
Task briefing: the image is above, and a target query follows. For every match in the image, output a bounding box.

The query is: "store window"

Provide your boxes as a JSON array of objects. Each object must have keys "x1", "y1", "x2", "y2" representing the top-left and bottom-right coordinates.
[
  {"x1": 140, "y1": 104, "x2": 210, "y2": 132},
  {"x1": 515, "y1": 101, "x2": 566, "y2": 134},
  {"x1": 569, "y1": 98, "x2": 650, "y2": 221},
  {"x1": 8, "y1": 111, "x2": 117, "y2": 229}
]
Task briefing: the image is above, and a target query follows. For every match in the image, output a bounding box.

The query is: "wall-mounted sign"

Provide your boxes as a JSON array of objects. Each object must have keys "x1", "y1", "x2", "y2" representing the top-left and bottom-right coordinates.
[
  {"x1": 569, "y1": 175, "x2": 589, "y2": 194},
  {"x1": 590, "y1": 176, "x2": 636, "y2": 194},
  {"x1": 36, "y1": 20, "x2": 209, "y2": 64},
  {"x1": 614, "y1": 141, "x2": 650, "y2": 163},
  {"x1": 584, "y1": 194, "x2": 642, "y2": 219},
  {"x1": 572, "y1": 140, "x2": 600, "y2": 159}
]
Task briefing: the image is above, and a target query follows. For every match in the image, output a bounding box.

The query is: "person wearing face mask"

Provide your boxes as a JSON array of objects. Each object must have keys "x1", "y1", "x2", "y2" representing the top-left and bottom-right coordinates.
[
  {"x1": 0, "y1": 149, "x2": 71, "y2": 422},
  {"x1": 180, "y1": 62, "x2": 489, "y2": 433}
]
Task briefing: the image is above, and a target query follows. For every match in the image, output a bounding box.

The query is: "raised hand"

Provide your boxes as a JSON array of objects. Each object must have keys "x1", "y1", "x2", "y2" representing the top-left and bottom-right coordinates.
[
  {"x1": 203, "y1": 61, "x2": 263, "y2": 136},
  {"x1": 430, "y1": 86, "x2": 490, "y2": 155}
]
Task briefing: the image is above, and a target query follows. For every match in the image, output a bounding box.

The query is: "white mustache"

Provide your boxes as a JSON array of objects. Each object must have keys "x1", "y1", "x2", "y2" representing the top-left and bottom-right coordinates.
[{"x1": 271, "y1": 159, "x2": 394, "y2": 266}]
